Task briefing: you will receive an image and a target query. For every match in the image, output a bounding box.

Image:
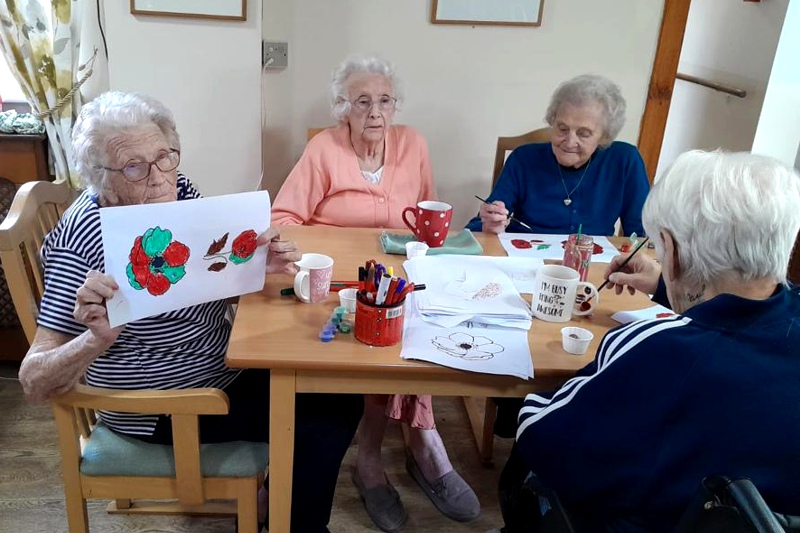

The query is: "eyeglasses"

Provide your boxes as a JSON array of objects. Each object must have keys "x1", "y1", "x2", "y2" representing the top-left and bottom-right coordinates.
[
  {"x1": 350, "y1": 95, "x2": 397, "y2": 113},
  {"x1": 100, "y1": 149, "x2": 181, "y2": 182}
]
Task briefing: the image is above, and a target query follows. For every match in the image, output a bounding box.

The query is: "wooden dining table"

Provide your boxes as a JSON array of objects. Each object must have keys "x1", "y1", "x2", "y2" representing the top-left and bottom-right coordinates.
[{"x1": 225, "y1": 226, "x2": 655, "y2": 533}]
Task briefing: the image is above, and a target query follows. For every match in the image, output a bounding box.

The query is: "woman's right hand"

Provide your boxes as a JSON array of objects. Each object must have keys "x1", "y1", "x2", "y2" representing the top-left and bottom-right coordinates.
[
  {"x1": 603, "y1": 254, "x2": 662, "y2": 295},
  {"x1": 73, "y1": 271, "x2": 124, "y2": 350},
  {"x1": 480, "y1": 200, "x2": 510, "y2": 234}
]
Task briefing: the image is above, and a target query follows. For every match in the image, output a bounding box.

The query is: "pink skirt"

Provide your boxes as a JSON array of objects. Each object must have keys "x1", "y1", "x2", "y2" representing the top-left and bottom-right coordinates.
[{"x1": 380, "y1": 394, "x2": 435, "y2": 429}]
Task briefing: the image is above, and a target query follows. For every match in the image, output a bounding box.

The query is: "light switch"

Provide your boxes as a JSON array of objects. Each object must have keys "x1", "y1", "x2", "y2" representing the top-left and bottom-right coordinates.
[{"x1": 263, "y1": 41, "x2": 288, "y2": 69}]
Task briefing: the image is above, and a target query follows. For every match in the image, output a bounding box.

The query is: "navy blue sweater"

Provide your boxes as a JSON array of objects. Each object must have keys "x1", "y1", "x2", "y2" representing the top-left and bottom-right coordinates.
[
  {"x1": 517, "y1": 283, "x2": 800, "y2": 531},
  {"x1": 466, "y1": 142, "x2": 650, "y2": 236}
]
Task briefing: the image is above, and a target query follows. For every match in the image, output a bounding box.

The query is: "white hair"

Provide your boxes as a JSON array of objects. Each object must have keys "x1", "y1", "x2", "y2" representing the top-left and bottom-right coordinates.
[
  {"x1": 329, "y1": 55, "x2": 403, "y2": 122},
  {"x1": 643, "y1": 150, "x2": 800, "y2": 287},
  {"x1": 545, "y1": 74, "x2": 626, "y2": 145},
  {"x1": 72, "y1": 91, "x2": 180, "y2": 200}
]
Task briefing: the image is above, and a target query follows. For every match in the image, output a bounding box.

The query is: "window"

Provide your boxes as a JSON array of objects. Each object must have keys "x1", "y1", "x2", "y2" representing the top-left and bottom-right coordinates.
[{"x1": 1, "y1": 53, "x2": 26, "y2": 103}]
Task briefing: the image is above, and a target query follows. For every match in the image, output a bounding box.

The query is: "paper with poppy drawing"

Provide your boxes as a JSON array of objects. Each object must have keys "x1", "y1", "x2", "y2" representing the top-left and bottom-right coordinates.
[
  {"x1": 498, "y1": 233, "x2": 620, "y2": 263},
  {"x1": 400, "y1": 312, "x2": 533, "y2": 379},
  {"x1": 99, "y1": 191, "x2": 271, "y2": 327}
]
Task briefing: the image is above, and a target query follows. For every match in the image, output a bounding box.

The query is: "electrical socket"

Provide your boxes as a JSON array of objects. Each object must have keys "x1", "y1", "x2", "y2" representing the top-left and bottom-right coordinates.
[{"x1": 263, "y1": 41, "x2": 288, "y2": 69}]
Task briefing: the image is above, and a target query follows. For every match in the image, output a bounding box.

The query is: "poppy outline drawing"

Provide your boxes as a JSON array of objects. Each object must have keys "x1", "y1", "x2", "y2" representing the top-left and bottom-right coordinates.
[
  {"x1": 432, "y1": 332, "x2": 505, "y2": 361},
  {"x1": 126, "y1": 226, "x2": 190, "y2": 296}
]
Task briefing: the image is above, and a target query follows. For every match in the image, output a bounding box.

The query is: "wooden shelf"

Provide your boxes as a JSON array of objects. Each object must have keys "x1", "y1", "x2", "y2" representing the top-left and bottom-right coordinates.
[{"x1": 0, "y1": 133, "x2": 50, "y2": 184}]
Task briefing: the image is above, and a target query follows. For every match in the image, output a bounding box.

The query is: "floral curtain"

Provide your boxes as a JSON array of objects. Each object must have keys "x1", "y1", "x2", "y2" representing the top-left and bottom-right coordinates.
[{"x1": 0, "y1": 0, "x2": 109, "y2": 189}]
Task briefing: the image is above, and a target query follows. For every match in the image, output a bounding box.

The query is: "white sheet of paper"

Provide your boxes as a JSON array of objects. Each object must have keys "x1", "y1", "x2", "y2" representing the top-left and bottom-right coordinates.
[
  {"x1": 611, "y1": 304, "x2": 676, "y2": 324},
  {"x1": 498, "y1": 233, "x2": 620, "y2": 263},
  {"x1": 401, "y1": 314, "x2": 533, "y2": 380},
  {"x1": 100, "y1": 191, "x2": 271, "y2": 327}
]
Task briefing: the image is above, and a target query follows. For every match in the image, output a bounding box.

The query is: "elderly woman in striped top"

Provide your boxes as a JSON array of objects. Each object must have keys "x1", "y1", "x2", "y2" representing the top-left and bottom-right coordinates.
[{"x1": 17, "y1": 91, "x2": 363, "y2": 533}]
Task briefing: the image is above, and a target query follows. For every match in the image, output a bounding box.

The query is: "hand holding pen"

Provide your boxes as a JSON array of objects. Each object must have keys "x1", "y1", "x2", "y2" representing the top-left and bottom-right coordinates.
[{"x1": 475, "y1": 196, "x2": 533, "y2": 234}]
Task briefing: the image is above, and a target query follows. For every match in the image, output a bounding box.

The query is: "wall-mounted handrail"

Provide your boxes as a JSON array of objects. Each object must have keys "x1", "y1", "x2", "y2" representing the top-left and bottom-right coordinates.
[{"x1": 676, "y1": 73, "x2": 747, "y2": 98}]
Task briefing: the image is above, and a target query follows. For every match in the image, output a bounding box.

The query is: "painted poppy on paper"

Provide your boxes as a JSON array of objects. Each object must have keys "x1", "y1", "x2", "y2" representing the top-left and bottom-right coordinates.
[{"x1": 126, "y1": 227, "x2": 190, "y2": 296}]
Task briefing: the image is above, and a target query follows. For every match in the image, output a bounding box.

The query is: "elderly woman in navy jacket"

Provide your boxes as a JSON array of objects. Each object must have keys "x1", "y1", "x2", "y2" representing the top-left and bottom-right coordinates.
[
  {"x1": 467, "y1": 74, "x2": 649, "y2": 237},
  {"x1": 494, "y1": 150, "x2": 800, "y2": 532}
]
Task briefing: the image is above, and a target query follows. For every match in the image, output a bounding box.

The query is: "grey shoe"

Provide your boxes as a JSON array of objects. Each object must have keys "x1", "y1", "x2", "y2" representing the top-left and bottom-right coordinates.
[
  {"x1": 351, "y1": 467, "x2": 408, "y2": 532},
  {"x1": 406, "y1": 454, "x2": 481, "y2": 522}
]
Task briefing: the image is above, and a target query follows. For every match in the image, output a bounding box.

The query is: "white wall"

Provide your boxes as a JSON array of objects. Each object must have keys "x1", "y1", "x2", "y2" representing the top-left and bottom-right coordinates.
[
  {"x1": 103, "y1": 1, "x2": 263, "y2": 197},
  {"x1": 262, "y1": 0, "x2": 663, "y2": 228},
  {"x1": 752, "y1": 0, "x2": 800, "y2": 167},
  {"x1": 656, "y1": 0, "x2": 789, "y2": 178}
]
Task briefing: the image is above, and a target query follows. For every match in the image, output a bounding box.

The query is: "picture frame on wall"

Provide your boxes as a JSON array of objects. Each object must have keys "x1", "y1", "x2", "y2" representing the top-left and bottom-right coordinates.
[
  {"x1": 130, "y1": 0, "x2": 247, "y2": 21},
  {"x1": 431, "y1": 0, "x2": 544, "y2": 27}
]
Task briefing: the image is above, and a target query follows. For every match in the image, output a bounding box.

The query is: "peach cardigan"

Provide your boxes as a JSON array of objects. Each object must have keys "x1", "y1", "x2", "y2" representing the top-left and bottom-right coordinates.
[
  {"x1": 271, "y1": 123, "x2": 438, "y2": 429},
  {"x1": 271, "y1": 124, "x2": 437, "y2": 229}
]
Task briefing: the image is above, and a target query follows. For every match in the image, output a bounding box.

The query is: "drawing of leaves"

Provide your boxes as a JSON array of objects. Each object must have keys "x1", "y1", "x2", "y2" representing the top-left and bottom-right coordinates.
[
  {"x1": 206, "y1": 232, "x2": 229, "y2": 256},
  {"x1": 208, "y1": 262, "x2": 227, "y2": 272},
  {"x1": 536, "y1": 244, "x2": 551, "y2": 250}
]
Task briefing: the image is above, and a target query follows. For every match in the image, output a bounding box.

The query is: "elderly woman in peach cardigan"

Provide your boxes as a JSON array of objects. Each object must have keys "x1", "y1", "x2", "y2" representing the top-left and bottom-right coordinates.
[{"x1": 272, "y1": 55, "x2": 479, "y2": 532}]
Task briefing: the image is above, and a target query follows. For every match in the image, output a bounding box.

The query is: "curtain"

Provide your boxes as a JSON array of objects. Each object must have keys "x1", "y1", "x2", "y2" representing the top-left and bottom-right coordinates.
[{"x1": 0, "y1": 0, "x2": 109, "y2": 189}]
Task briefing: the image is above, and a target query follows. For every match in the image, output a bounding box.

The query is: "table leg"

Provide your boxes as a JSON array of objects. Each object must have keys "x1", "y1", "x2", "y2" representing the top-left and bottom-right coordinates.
[
  {"x1": 462, "y1": 396, "x2": 497, "y2": 465},
  {"x1": 269, "y1": 369, "x2": 296, "y2": 533}
]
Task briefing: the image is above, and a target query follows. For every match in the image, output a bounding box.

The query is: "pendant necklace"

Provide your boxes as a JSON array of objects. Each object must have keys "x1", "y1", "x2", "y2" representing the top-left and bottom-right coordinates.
[{"x1": 558, "y1": 157, "x2": 592, "y2": 206}]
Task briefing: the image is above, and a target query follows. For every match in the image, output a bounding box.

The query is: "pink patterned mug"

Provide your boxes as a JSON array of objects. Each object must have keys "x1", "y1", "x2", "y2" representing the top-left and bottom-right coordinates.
[
  {"x1": 402, "y1": 201, "x2": 453, "y2": 248},
  {"x1": 293, "y1": 253, "x2": 333, "y2": 303}
]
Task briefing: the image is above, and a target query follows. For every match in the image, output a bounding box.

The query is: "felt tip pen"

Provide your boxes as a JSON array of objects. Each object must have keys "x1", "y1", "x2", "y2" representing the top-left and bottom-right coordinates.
[
  {"x1": 384, "y1": 277, "x2": 400, "y2": 305},
  {"x1": 375, "y1": 273, "x2": 393, "y2": 306}
]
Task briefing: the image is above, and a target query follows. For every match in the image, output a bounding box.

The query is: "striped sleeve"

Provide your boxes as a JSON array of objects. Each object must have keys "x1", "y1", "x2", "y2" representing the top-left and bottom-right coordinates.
[
  {"x1": 38, "y1": 246, "x2": 92, "y2": 337},
  {"x1": 513, "y1": 315, "x2": 695, "y2": 506},
  {"x1": 517, "y1": 315, "x2": 691, "y2": 436}
]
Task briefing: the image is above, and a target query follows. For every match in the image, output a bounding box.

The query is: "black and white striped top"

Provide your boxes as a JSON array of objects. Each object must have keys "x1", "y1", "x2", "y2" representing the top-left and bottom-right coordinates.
[{"x1": 38, "y1": 175, "x2": 240, "y2": 436}]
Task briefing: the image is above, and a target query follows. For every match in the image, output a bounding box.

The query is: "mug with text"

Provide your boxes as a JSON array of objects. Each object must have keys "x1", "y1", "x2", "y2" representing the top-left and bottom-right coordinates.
[
  {"x1": 532, "y1": 265, "x2": 599, "y2": 322},
  {"x1": 402, "y1": 201, "x2": 453, "y2": 248},
  {"x1": 293, "y1": 253, "x2": 334, "y2": 303}
]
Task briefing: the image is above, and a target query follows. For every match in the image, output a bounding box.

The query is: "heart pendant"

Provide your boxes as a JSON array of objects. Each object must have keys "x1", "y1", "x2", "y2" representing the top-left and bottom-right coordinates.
[{"x1": 563, "y1": 198, "x2": 572, "y2": 206}]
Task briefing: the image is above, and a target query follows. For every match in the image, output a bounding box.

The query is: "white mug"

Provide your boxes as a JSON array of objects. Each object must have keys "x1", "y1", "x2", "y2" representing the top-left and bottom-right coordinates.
[
  {"x1": 293, "y1": 253, "x2": 334, "y2": 303},
  {"x1": 532, "y1": 265, "x2": 599, "y2": 322}
]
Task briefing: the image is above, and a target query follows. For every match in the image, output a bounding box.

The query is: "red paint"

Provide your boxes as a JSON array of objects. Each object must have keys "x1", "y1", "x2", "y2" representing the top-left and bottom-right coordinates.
[{"x1": 511, "y1": 239, "x2": 533, "y2": 249}]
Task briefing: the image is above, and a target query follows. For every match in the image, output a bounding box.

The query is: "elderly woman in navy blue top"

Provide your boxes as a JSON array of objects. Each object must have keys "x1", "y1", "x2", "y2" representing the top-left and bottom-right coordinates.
[
  {"x1": 17, "y1": 91, "x2": 363, "y2": 533},
  {"x1": 467, "y1": 74, "x2": 650, "y2": 237}
]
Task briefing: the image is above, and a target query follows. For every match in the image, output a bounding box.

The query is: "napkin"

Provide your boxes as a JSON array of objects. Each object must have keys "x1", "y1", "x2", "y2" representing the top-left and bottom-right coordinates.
[{"x1": 380, "y1": 229, "x2": 483, "y2": 256}]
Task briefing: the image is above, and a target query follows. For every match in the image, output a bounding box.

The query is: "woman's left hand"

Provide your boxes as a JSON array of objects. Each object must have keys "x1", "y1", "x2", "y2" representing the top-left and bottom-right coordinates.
[{"x1": 258, "y1": 227, "x2": 301, "y2": 276}]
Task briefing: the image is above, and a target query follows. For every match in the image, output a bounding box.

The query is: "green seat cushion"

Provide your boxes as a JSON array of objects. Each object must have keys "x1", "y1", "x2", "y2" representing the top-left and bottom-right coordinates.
[
  {"x1": 380, "y1": 229, "x2": 483, "y2": 256},
  {"x1": 80, "y1": 424, "x2": 269, "y2": 478}
]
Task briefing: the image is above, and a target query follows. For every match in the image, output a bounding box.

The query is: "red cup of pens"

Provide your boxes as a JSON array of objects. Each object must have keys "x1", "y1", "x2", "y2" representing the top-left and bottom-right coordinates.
[{"x1": 354, "y1": 294, "x2": 405, "y2": 347}]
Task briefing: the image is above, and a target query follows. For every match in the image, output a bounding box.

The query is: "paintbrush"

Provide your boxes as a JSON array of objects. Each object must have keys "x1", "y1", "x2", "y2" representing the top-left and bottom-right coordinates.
[
  {"x1": 593, "y1": 236, "x2": 651, "y2": 297},
  {"x1": 474, "y1": 195, "x2": 534, "y2": 231}
]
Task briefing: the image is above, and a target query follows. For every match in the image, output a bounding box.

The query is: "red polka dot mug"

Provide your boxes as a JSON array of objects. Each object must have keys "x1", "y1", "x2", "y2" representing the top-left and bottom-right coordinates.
[{"x1": 401, "y1": 201, "x2": 453, "y2": 248}]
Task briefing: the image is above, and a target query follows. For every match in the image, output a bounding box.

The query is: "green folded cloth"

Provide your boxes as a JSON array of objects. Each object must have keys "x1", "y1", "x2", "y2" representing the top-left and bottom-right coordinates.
[
  {"x1": 0, "y1": 110, "x2": 45, "y2": 135},
  {"x1": 380, "y1": 229, "x2": 483, "y2": 255}
]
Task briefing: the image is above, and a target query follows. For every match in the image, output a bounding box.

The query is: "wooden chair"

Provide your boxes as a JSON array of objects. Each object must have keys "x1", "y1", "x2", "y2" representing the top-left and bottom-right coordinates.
[
  {"x1": 0, "y1": 181, "x2": 266, "y2": 533},
  {"x1": 464, "y1": 128, "x2": 553, "y2": 466},
  {"x1": 307, "y1": 126, "x2": 331, "y2": 142},
  {"x1": 491, "y1": 127, "x2": 552, "y2": 188}
]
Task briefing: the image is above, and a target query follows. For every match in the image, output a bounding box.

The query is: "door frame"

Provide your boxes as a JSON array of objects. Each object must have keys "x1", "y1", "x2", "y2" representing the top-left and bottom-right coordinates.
[{"x1": 637, "y1": 0, "x2": 693, "y2": 183}]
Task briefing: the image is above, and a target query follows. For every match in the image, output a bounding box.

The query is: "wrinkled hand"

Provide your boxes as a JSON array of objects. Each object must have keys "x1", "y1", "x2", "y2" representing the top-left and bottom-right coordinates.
[
  {"x1": 480, "y1": 200, "x2": 510, "y2": 234},
  {"x1": 604, "y1": 254, "x2": 662, "y2": 295},
  {"x1": 259, "y1": 227, "x2": 301, "y2": 276},
  {"x1": 74, "y1": 271, "x2": 124, "y2": 350}
]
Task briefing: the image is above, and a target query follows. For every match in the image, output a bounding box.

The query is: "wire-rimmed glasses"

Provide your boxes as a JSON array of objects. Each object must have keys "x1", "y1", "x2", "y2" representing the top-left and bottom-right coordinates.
[
  {"x1": 100, "y1": 149, "x2": 181, "y2": 182},
  {"x1": 350, "y1": 95, "x2": 397, "y2": 113}
]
